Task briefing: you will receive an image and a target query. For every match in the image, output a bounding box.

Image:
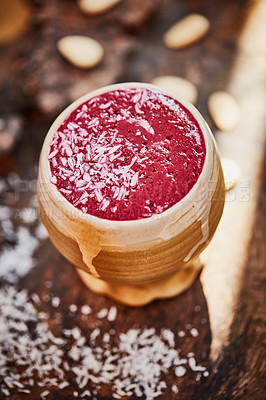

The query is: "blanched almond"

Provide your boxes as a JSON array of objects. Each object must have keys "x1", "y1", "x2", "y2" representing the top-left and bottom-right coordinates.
[
  {"x1": 78, "y1": 0, "x2": 122, "y2": 15},
  {"x1": 221, "y1": 158, "x2": 240, "y2": 191},
  {"x1": 151, "y1": 75, "x2": 198, "y2": 105},
  {"x1": 208, "y1": 91, "x2": 240, "y2": 131},
  {"x1": 57, "y1": 36, "x2": 104, "y2": 69},
  {"x1": 164, "y1": 14, "x2": 210, "y2": 49}
]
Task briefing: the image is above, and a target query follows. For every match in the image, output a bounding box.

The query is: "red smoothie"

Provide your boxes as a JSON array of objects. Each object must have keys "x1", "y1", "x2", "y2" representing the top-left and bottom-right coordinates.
[{"x1": 48, "y1": 87, "x2": 206, "y2": 220}]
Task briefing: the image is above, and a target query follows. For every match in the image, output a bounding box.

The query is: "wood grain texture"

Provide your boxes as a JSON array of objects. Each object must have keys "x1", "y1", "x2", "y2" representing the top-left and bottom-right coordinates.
[
  {"x1": 200, "y1": 0, "x2": 266, "y2": 361},
  {"x1": 198, "y1": 155, "x2": 266, "y2": 400}
]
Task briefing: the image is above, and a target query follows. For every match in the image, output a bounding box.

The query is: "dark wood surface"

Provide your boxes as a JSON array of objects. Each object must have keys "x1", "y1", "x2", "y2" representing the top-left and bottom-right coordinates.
[{"x1": 0, "y1": 0, "x2": 265, "y2": 399}]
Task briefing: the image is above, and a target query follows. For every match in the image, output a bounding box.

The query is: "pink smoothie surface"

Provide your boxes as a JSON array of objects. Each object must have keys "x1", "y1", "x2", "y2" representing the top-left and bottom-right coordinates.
[{"x1": 48, "y1": 87, "x2": 206, "y2": 220}]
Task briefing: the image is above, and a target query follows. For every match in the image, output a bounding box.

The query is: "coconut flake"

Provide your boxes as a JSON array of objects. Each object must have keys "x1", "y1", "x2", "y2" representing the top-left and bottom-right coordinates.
[
  {"x1": 107, "y1": 306, "x2": 117, "y2": 322},
  {"x1": 99, "y1": 101, "x2": 112, "y2": 109},
  {"x1": 101, "y1": 199, "x2": 110, "y2": 211},
  {"x1": 188, "y1": 357, "x2": 206, "y2": 372},
  {"x1": 190, "y1": 328, "x2": 199, "y2": 337},
  {"x1": 108, "y1": 144, "x2": 121, "y2": 154},
  {"x1": 175, "y1": 366, "x2": 187, "y2": 377},
  {"x1": 97, "y1": 308, "x2": 109, "y2": 319},
  {"x1": 48, "y1": 149, "x2": 59, "y2": 159},
  {"x1": 130, "y1": 172, "x2": 139, "y2": 187},
  {"x1": 81, "y1": 305, "x2": 92, "y2": 315}
]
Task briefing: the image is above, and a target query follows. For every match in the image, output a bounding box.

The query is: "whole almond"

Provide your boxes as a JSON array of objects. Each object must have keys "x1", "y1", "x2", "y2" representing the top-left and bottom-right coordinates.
[
  {"x1": 57, "y1": 36, "x2": 104, "y2": 69},
  {"x1": 78, "y1": 0, "x2": 122, "y2": 15},
  {"x1": 208, "y1": 91, "x2": 240, "y2": 131},
  {"x1": 151, "y1": 75, "x2": 198, "y2": 105},
  {"x1": 164, "y1": 14, "x2": 210, "y2": 49},
  {"x1": 221, "y1": 158, "x2": 240, "y2": 191}
]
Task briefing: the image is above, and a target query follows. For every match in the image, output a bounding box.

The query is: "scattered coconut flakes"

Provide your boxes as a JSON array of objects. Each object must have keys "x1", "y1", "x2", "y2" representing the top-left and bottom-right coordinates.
[
  {"x1": 103, "y1": 333, "x2": 110, "y2": 342},
  {"x1": 58, "y1": 381, "x2": 69, "y2": 389},
  {"x1": 90, "y1": 328, "x2": 101, "y2": 341},
  {"x1": 0, "y1": 226, "x2": 38, "y2": 283},
  {"x1": 31, "y1": 293, "x2": 41, "y2": 305},
  {"x1": 161, "y1": 328, "x2": 175, "y2": 347},
  {"x1": 0, "y1": 288, "x2": 208, "y2": 399},
  {"x1": 81, "y1": 304, "x2": 92, "y2": 315},
  {"x1": 1, "y1": 218, "x2": 16, "y2": 241},
  {"x1": 35, "y1": 222, "x2": 48, "y2": 240},
  {"x1": 190, "y1": 328, "x2": 199, "y2": 337},
  {"x1": 19, "y1": 207, "x2": 38, "y2": 224},
  {"x1": 51, "y1": 296, "x2": 61, "y2": 308},
  {"x1": 40, "y1": 390, "x2": 50, "y2": 398},
  {"x1": 97, "y1": 308, "x2": 109, "y2": 319},
  {"x1": 172, "y1": 384, "x2": 179, "y2": 393},
  {"x1": 107, "y1": 306, "x2": 117, "y2": 322},
  {"x1": 175, "y1": 366, "x2": 187, "y2": 377},
  {"x1": 0, "y1": 285, "x2": 66, "y2": 394},
  {"x1": 69, "y1": 304, "x2": 78, "y2": 313},
  {"x1": 174, "y1": 358, "x2": 188, "y2": 366},
  {"x1": 188, "y1": 357, "x2": 206, "y2": 372},
  {"x1": 81, "y1": 390, "x2": 91, "y2": 397}
]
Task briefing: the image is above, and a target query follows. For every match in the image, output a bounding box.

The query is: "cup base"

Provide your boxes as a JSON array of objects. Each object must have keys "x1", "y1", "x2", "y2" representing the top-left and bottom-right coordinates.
[{"x1": 76, "y1": 258, "x2": 203, "y2": 306}]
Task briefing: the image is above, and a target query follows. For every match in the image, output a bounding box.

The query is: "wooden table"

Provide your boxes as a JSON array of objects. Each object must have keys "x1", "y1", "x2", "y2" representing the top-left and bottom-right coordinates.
[{"x1": 0, "y1": 0, "x2": 265, "y2": 399}]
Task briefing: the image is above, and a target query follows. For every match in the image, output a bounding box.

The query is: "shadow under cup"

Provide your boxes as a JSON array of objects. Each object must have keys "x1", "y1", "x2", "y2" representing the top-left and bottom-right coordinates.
[{"x1": 38, "y1": 83, "x2": 225, "y2": 306}]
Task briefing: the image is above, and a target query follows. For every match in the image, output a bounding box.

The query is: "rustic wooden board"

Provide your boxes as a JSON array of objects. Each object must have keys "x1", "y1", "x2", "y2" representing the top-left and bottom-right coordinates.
[{"x1": 0, "y1": 0, "x2": 265, "y2": 399}]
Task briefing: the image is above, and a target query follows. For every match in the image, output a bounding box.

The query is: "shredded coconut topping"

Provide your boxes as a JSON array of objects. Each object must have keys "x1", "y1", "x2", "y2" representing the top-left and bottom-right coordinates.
[{"x1": 49, "y1": 87, "x2": 205, "y2": 220}]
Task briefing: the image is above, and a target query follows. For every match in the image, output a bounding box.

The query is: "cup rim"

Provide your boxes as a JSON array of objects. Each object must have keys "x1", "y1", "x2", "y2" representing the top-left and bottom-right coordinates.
[{"x1": 40, "y1": 82, "x2": 213, "y2": 227}]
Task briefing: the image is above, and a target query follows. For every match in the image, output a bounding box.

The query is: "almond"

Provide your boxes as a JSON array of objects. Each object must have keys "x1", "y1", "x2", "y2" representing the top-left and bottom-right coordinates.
[
  {"x1": 208, "y1": 91, "x2": 240, "y2": 131},
  {"x1": 151, "y1": 75, "x2": 198, "y2": 105},
  {"x1": 57, "y1": 36, "x2": 104, "y2": 69},
  {"x1": 164, "y1": 14, "x2": 210, "y2": 50},
  {"x1": 221, "y1": 158, "x2": 240, "y2": 191},
  {"x1": 78, "y1": 0, "x2": 122, "y2": 16}
]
